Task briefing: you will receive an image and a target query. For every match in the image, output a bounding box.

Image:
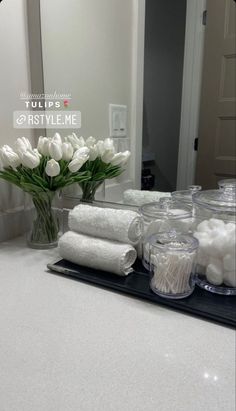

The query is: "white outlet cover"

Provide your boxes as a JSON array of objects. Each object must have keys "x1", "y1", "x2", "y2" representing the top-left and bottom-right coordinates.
[{"x1": 109, "y1": 104, "x2": 127, "y2": 137}]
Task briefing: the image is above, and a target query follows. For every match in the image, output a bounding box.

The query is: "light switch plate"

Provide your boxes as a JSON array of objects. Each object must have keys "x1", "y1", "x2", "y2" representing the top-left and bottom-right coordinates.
[{"x1": 109, "y1": 104, "x2": 127, "y2": 137}]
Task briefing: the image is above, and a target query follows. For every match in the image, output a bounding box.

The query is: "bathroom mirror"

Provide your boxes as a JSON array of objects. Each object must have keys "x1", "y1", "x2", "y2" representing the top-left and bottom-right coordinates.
[
  {"x1": 27, "y1": 0, "x2": 236, "y2": 203},
  {"x1": 30, "y1": 0, "x2": 188, "y2": 202}
]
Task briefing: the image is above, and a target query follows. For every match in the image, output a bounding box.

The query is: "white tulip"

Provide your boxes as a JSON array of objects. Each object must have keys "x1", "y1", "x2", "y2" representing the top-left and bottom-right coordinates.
[
  {"x1": 100, "y1": 138, "x2": 116, "y2": 163},
  {"x1": 103, "y1": 138, "x2": 115, "y2": 151},
  {"x1": 15, "y1": 137, "x2": 32, "y2": 157},
  {"x1": 37, "y1": 136, "x2": 50, "y2": 156},
  {"x1": 67, "y1": 133, "x2": 85, "y2": 149},
  {"x1": 68, "y1": 158, "x2": 86, "y2": 173},
  {"x1": 96, "y1": 140, "x2": 105, "y2": 157},
  {"x1": 101, "y1": 148, "x2": 115, "y2": 164},
  {"x1": 33, "y1": 148, "x2": 42, "y2": 158},
  {"x1": 69, "y1": 147, "x2": 89, "y2": 173},
  {"x1": 85, "y1": 136, "x2": 96, "y2": 148},
  {"x1": 0, "y1": 148, "x2": 10, "y2": 168},
  {"x1": 0, "y1": 157, "x2": 5, "y2": 170},
  {"x1": 89, "y1": 145, "x2": 99, "y2": 161},
  {"x1": 52, "y1": 132, "x2": 62, "y2": 145},
  {"x1": 45, "y1": 159, "x2": 60, "y2": 177},
  {"x1": 77, "y1": 135, "x2": 85, "y2": 147},
  {"x1": 22, "y1": 149, "x2": 40, "y2": 169},
  {"x1": 120, "y1": 150, "x2": 131, "y2": 166},
  {"x1": 61, "y1": 142, "x2": 73, "y2": 161},
  {"x1": 110, "y1": 150, "x2": 131, "y2": 166},
  {"x1": 0, "y1": 145, "x2": 21, "y2": 168},
  {"x1": 49, "y1": 140, "x2": 62, "y2": 161},
  {"x1": 66, "y1": 134, "x2": 77, "y2": 148},
  {"x1": 73, "y1": 146, "x2": 90, "y2": 159}
]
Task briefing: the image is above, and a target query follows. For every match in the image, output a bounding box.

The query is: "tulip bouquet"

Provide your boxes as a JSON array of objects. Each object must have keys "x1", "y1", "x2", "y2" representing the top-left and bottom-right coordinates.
[
  {"x1": 0, "y1": 134, "x2": 90, "y2": 248},
  {"x1": 0, "y1": 133, "x2": 130, "y2": 248},
  {"x1": 65, "y1": 134, "x2": 130, "y2": 200}
]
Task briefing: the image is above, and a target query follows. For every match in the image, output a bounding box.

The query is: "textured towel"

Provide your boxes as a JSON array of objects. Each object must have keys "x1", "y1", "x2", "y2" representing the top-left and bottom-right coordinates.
[
  {"x1": 58, "y1": 231, "x2": 137, "y2": 276},
  {"x1": 68, "y1": 204, "x2": 142, "y2": 245},
  {"x1": 123, "y1": 189, "x2": 171, "y2": 206}
]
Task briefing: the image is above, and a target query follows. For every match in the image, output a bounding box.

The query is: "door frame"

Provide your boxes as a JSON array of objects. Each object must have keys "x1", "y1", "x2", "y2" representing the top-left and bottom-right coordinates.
[
  {"x1": 176, "y1": 0, "x2": 207, "y2": 190},
  {"x1": 130, "y1": 0, "x2": 146, "y2": 189}
]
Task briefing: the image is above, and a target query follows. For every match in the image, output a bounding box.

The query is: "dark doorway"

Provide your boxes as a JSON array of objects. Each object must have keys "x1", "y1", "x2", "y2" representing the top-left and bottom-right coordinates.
[{"x1": 142, "y1": 0, "x2": 187, "y2": 192}]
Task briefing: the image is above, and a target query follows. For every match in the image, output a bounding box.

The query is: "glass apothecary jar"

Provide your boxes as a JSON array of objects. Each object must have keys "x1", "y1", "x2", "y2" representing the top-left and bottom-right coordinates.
[
  {"x1": 140, "y1": 198, "x2": 193, "y2": 269},
  {"x1": 192, "y1": 181, "x2": 236, "y2": 295},
  {"x1": 150, "y1": 232, "x2": 199, "y2": 299},
  {"x1": 172, "y1": 185, "x2": 202, "y2": 208},
  {"x1": 217, "y1": 178, "x2": 236, "y2": 189}
]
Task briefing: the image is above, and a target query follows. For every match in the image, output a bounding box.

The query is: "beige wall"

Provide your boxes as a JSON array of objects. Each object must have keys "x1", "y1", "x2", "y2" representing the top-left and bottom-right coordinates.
[
  {"x1": 40, "y1": 0, "x2": 133, "y2": 140},
  {"x1": 0, "y1": 0, "x2": 34, "y2": 215},
  {"x1": 0, "y1": 0, "x2": 143, "y2": 225}
]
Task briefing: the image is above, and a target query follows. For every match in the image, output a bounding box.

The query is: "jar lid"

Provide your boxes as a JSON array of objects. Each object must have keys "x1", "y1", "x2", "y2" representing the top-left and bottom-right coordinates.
[
  {"x1": 172, "y1": 185, "x2": 202, "y2": 204},
  {"x1": 193, "y1": 181, "x2": 236, "y2": 212},
  {"x1": 218, "y1": 178, "x2": 236, "y2": 189},
  {"x1": 149, "y1": 231, "x2": 199, "y2": 252},
  {"x1": 140, "y1": 197, "x2": 192, "y2": 220}
]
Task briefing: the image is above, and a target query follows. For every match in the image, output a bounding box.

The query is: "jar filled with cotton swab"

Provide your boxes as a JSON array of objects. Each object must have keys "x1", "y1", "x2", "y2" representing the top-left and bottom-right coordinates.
[{"x1": 149, "y1": 232, "x2": 199, "y2": 299}]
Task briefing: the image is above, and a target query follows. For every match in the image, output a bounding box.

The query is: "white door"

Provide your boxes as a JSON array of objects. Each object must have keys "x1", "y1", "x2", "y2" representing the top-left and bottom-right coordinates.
[
  {"x1": 196, "y1": 0, "x2": 236, "y2": 187},
  {"x1": 40, "y1": 0, "x2": 145, "y2": 202}
]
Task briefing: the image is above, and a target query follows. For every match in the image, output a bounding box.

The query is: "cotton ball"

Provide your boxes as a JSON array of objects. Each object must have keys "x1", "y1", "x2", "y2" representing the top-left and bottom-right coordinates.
[
  {"x1": 197, "y1": 220, "x2": 211, "y2": 233},
  {"x1": 210, "y1": 230, "x2": 230, "y2": 258},
  {"x1": 223, "y1": 271, "x2": 236, "y2": 288},
  {"x1": 206, "y1": 263, "x2": 224, "y2": 285},
  {"x1": 227, "y1": 243, "x2": 236, "y2": 261},
  {"x1": 193, "y1": 231, "x2": 209, "y2": 241},
  {"x1": 223, "y1": 254, "x2": 235, "y2": 272},
  {"x1": 225, "y1": 222, "x2": 236, "y2": 234},
  {"x1": 209, "y1": 257, "x2": 223, "y2": 270},
  {"x1": 223, "y1": 231, "x2": 235, "y2": 255},
  {"x1": 208, "y1": 218, "x2": 225, "y2": 230},
  {"x1": 194, "y1": 231, "x2": 212, "y2": 254}
]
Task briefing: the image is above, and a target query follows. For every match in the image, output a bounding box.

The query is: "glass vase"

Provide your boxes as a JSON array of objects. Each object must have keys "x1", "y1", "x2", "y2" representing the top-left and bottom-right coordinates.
[
  {"x1": 25, "y1": 190, "x2": 62, "y2": 249},
  {"x1": 79, "y1": 180, "x2": 104, "y2": 202}
]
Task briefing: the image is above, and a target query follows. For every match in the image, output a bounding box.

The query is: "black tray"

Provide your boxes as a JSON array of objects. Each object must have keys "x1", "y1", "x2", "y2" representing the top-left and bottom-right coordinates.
[{"x1": 47, "y1": 259, "x2": 236, "y2": 328}]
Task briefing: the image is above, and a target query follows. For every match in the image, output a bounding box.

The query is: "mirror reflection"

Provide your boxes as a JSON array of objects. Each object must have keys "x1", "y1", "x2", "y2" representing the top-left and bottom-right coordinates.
[{"x1": 0, "y1": 0, "x2": 236, "y2": 212}]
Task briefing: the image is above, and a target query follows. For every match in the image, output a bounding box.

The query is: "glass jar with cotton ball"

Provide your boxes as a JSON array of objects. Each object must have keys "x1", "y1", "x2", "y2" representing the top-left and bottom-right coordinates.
[
  {"x1": 193, "y1": 179, "x2": 236, "y2": 295},
  {"x1": 139, "y1": 197, "x2": 193, "y2": 269},
  {"x1": 149, "y1": 231, "x2": 199, "y2": 299}
]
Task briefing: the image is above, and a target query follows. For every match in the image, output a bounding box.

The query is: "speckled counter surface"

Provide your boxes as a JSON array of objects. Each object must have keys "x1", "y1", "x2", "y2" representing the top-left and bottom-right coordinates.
[{"x1": 0, "y1": 237, "x2": 235, "y2": 411}]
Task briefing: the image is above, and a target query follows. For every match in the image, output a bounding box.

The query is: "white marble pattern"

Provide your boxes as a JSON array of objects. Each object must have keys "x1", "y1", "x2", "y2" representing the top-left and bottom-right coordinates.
[{"x1": 0, "y1": 237, "x2": 235, "y2": 411}]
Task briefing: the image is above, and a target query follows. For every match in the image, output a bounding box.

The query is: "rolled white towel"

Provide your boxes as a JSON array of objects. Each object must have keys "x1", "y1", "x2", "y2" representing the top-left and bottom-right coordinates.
[
  {"x1": 123, "y1": 189, "x2": 171, "y2": 206},
  {"x1": 58, "y1": 231, "x2": 137, "y2": 276},
  {"x1": 68, "y1": 204, "x2": 142, "y2": 245}
]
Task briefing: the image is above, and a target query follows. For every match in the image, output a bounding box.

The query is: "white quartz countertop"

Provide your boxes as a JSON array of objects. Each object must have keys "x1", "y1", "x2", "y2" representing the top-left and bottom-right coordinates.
[{"x1": 0, "y1": 237, "x2": 235, "y2": 411}]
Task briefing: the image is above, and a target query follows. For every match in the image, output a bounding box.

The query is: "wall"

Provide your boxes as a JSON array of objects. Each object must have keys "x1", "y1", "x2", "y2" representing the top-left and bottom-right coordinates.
[
  {"x1": 142, "y1": 0, "x2": 186, "y2": 191},
  {"x1": 40, "y1": 0, "x2": 138, "y2": 200},
  {"x1": 40, "y1": 0, "x2": 133, "y2": 139},
  {"x1": 0, "y1": 0, "x2": 34, "y2": 240}
]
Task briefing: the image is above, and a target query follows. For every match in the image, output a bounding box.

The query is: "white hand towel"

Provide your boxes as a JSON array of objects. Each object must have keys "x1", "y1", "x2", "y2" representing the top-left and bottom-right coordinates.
[
  {"x1": 58, "y1": 231, "x2": 137, "y2": 276},
  {"x1": 123, "y1": 189, "x2": 171, "y2": 206},
  {"x1": 68, "y1": 204, "x2": 142, "y2": 245}
]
